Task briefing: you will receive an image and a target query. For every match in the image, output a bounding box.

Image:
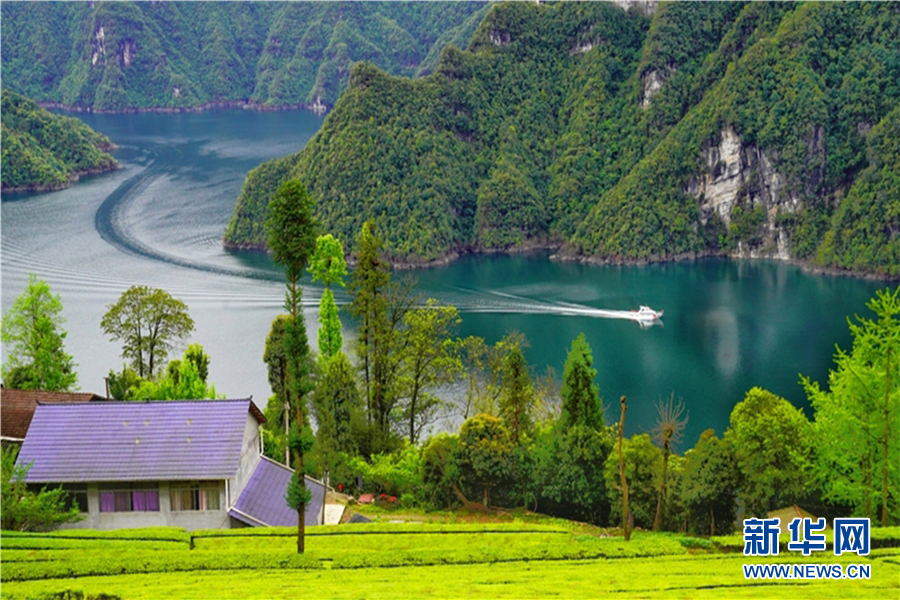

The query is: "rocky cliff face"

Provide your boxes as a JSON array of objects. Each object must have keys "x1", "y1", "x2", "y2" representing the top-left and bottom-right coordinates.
[{"x1": 687, "y1": 126, "x2": 809, "y2": 260}]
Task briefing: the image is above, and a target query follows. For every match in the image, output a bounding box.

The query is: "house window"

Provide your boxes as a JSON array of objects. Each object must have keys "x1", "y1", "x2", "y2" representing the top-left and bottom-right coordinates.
[
  {"x1": 26, "y1": 483, "x2": 88, "y2": 513},
  {"x1": 170, "y1": 482, "x2": 220, "y2": 511},
  {"x1": 99, "y1": 482, "x2": 160, "y2": 513},
  {"x1": 61, "y1": 484, "x2": 89, "y2": 513}
]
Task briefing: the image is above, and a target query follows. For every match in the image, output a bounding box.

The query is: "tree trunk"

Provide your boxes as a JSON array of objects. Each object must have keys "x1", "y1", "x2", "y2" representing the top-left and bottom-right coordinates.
[
  {"x1": 297, "y1": 404, "x2": 305, "y2": 554},
  {"x1": 618, "y1": 395, "x2": 630, "y2": 542},
  {"x1": 882, "y1": 345, "x2": 891, "y2": 527},
  {"x1": 284, "y1": 401, "x2": 290, "y2": 468},
  {"x1": 409, "y1": 381, "x2": 419, "y2": 444},
  {"x1": 653, "y1": 437, "x2": 670, "y2": 532},
  {"x1": 710, "y1": 505, "x2": 716, "y2": 536}
]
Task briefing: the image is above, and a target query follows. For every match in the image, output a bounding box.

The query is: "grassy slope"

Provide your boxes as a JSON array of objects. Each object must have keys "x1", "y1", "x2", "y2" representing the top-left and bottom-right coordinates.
[{"x1": 2, "y1": 523, "x2": 898, "y2": 599}]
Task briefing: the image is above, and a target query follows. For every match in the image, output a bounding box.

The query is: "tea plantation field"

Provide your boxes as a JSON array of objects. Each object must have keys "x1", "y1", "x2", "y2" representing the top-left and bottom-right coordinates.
[{"x1": 2, "y1": 523, "x2": 898, "y2": 599}]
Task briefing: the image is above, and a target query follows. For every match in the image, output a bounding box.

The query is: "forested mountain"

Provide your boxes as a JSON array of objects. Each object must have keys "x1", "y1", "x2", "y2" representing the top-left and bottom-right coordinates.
[
  {"x1": 1, "y1": 90, "x2": 117, "y2": 192},
  {"x1": 225, "y1": 2, "x2": 900, "y2": 277},
  {"x1": 0, "y1": 2, "x2": 487, "y2": 112}
]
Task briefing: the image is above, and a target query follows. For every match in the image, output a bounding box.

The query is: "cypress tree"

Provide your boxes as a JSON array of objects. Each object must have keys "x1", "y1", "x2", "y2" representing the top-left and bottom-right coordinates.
[
  {"x1": 560, "y1": 333, "x2": 604, "y2": 430},
  {"x1": 265, "y1": 179, "x2": 317, "y2": 554}
]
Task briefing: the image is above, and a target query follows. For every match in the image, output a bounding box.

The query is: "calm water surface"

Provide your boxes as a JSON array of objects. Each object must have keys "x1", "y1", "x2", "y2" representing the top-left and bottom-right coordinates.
[{"x1": 1, "y1": 110, "x2": 886, "y2": 447}]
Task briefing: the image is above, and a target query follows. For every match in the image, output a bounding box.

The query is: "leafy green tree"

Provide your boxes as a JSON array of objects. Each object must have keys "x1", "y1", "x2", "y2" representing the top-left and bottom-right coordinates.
[
  {"x1": 309, "y1": 234, "x2": 348, "y2": 287},
  {"x1": 348, "y1": 222, "x2": 391, "y2": 423},
  {"x1": 2, "y1": 446, "x2": 82, "y2": 531},
  {"x1": 347, "y1": 222, "x2": 416, "y2": 449},
  {"x1": 107, "y1": 366, "x2": 142, "y2": 401},
  {"x1": 604, "y1": 432, "x2": 663, "y2": 531},
  {"x1": 560, "y1": 333, "x2": 604, "y2": 430},
  {"x1": 263, "y1": 315, "x2": 291, "y2": 465},
  {"x1": 343, "y1": 444, "x2": 421, "y2": 498},
  {"x1": 679, "y1": 429, "x2": 739, "y2": 535},
  {"x1": 101, "y1": 286, "x2": 195, "y2": 380},
  {"x1": 182, "y1": 343, "x2": 210, "y2": 383},
  {"x1": 457, "y1": 332, "x2": 528, "y2": 419},
  {"x1": 803, "y1": 287, "x2": 900, "y2": 525},
  {"x1": 1, "y1": 274, "x2": 77, "y2": 391},
  {"x1": 398, "y1": 300, "x2": 462, "y2": 444},
  {"x1": 105, "y1": 345, "x2": 218, "y2": 401},
  {"x1": 457, "y1": 414, "x2": 516, "y2": 508},
  {"x1": 265, "y1": 178, "x2": 317, "y2": 554},
  {"x1": 725, "y1": 387, "x2": 814, "y2": 518},
  {"x1": 532, "y1": 424, "x2": 614, "y2": 525},
  {"x1": 420, "y1": 433, "x2": 461, "y2": 509},
  {"x1": 498, "y1": 346, "x2": 535, "y2": 445},
  {"x1": 129, "y1": 355, "x2": 220, "y2": 401},
  {"x1": 266, "y1": 180, "x2": 317, "y2": 300},
  {"x1": 317, "y1": 290, "x2": 343, "y2": 359},
  {"x1": 312, "y1": 351, "x2": 362, "y2": 477},
  {"x1": 310, "y1": 234, "x2": 348, "y2": 358}
]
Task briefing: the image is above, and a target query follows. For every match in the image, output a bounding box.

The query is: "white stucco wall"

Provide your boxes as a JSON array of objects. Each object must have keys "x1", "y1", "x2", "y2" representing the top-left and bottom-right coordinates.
[
  {"x1": 61, "y1": 481, "x2": 230, "y2": 531},
  {"x1": 232, "y1": 412, "x2": 262, "y2": 500}
]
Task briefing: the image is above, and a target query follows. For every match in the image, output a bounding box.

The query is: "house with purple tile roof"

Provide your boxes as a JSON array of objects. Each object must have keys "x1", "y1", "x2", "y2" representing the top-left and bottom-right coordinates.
[{"x1": 15, "y1": 399, "x2": 325, "y2": 531}]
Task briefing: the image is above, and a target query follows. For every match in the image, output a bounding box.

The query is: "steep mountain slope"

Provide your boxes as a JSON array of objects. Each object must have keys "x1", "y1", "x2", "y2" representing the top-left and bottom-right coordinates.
[
  {"x1": 225, "y1": 1, "x2": 899, "y2": 277},
  {"x1": 0, "y1": 2, "x2": 486, "y2": 112},
  {"x1": 1, "y1": 90, "x2": 117, "y2": 192},
  {"x1": 225, "y1": 1, "x2": 650, "y2": 259}
]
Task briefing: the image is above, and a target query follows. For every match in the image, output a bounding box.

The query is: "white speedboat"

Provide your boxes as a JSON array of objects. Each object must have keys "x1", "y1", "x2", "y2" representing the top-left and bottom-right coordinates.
[{"x1": 630, "y1": 305, "x2": 664, "y2": 322}]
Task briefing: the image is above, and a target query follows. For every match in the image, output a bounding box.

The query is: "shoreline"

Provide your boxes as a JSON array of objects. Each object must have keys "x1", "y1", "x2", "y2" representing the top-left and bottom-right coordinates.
[
  {"x1": 224, "y1": 239, "x2": 899, "y2": 282},
  {"x1": 38, "y1": 99, "x2": 329, "y2": 116},
  {"x1": 1, "y1": 162, "x2": 121, "y2": 194},
  {"x1": 552, "y1": 248, "x2": 899, "y2": 282}
]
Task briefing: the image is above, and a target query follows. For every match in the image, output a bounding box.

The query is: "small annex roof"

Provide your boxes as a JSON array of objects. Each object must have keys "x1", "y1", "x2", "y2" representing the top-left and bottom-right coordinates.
[
  {"x1": 16, "y1": 399, "x2": 265, "y2": 483},
  {"x1": 229, "y1": 456, "x2": 325, "y2": 527},
  {"x1": 1, "y1": 388, "x2": 107, "y2": 441}
]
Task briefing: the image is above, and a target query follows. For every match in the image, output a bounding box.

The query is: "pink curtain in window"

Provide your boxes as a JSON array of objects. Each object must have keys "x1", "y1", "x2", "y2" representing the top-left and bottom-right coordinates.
[
  {"x1": 199, "y1": 489, "x2": 208, "y2": 511},
  {"x1": 146, "y1": 491, "x2": 159, "y2": 511},
  {"x1": 132, "y1": 491, "x2": 146, "y2": 511},
  {"x1": 100, "y1": 492, "x2": 114, "y2": 513}
]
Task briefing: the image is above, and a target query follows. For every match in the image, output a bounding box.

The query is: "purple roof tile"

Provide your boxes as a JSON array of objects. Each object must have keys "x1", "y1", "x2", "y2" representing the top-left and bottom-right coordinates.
[
  {"x1": 16, "y1": 399, "x2": 262, "y2": 483},
  {"x1": 230, "y1": 456, "x2": 325, "y2": 527}
]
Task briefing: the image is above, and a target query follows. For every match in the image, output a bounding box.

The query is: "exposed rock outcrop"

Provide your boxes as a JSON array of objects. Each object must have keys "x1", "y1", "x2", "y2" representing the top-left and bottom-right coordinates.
[
  {"x1": 640, "y1": 68, "x2": 666, "y2": 108},
  {"x1": 686, "y1": 126, "x2": 801, "y2": 259},
  {"x1": 490, "y1": 30, "x2": 511, "y2": 46},
  {"x1": 611, "y1": 1, "x2": 658, "y2": 17}
]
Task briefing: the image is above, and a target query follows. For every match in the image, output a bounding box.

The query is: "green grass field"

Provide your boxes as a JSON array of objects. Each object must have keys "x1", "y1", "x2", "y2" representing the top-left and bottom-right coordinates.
[{"x1": 2, "y1": 522, "x2": 898, "y2": 599}]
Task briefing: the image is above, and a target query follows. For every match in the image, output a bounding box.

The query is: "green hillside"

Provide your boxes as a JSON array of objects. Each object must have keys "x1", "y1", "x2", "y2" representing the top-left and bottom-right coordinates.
[
  {"x1": 224, "y1": 1, "x2": 900, "y2": 277},
  {"x1": 0, "y1": 2, "x2": 486, "y2": 112},
  {"x1": 1, "y1": 90, "x2": 117, "y2": 191}
]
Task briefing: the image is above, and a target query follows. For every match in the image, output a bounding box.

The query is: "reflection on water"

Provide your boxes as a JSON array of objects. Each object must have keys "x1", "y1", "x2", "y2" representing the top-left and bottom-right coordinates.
[{"x1": 1, "y1": 110, "x2": 888, "y2": 446}]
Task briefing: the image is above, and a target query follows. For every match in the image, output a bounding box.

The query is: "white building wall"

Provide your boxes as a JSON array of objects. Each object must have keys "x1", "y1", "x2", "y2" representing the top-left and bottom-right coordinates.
[
  {"x1": 60, "y1": 481, "x2": 231, "y2": 531},
  {"x1": 233, "y1": 412, "x2": 262, "y2": 499}
]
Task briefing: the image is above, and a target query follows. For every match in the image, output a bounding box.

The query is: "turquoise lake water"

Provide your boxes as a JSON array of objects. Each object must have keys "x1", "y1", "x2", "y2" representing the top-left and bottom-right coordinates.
[{"x1": 1, "y1": 110, "x2": 886, "y2": 446}]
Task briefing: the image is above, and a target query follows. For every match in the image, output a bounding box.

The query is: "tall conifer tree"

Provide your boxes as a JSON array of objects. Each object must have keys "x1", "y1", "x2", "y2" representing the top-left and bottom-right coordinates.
[
  {"x1": 265, "y1": 179, "x2": 317, "y2": 553},
  {"x1": 560, "y1": 333, "x2": 604, "y2": 430}
]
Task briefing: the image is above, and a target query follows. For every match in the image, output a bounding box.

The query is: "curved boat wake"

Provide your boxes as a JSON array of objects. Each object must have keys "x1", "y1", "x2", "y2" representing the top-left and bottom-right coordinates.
[{"x1": 94, "y1": 144, "x2": 282, "y2": 283}]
